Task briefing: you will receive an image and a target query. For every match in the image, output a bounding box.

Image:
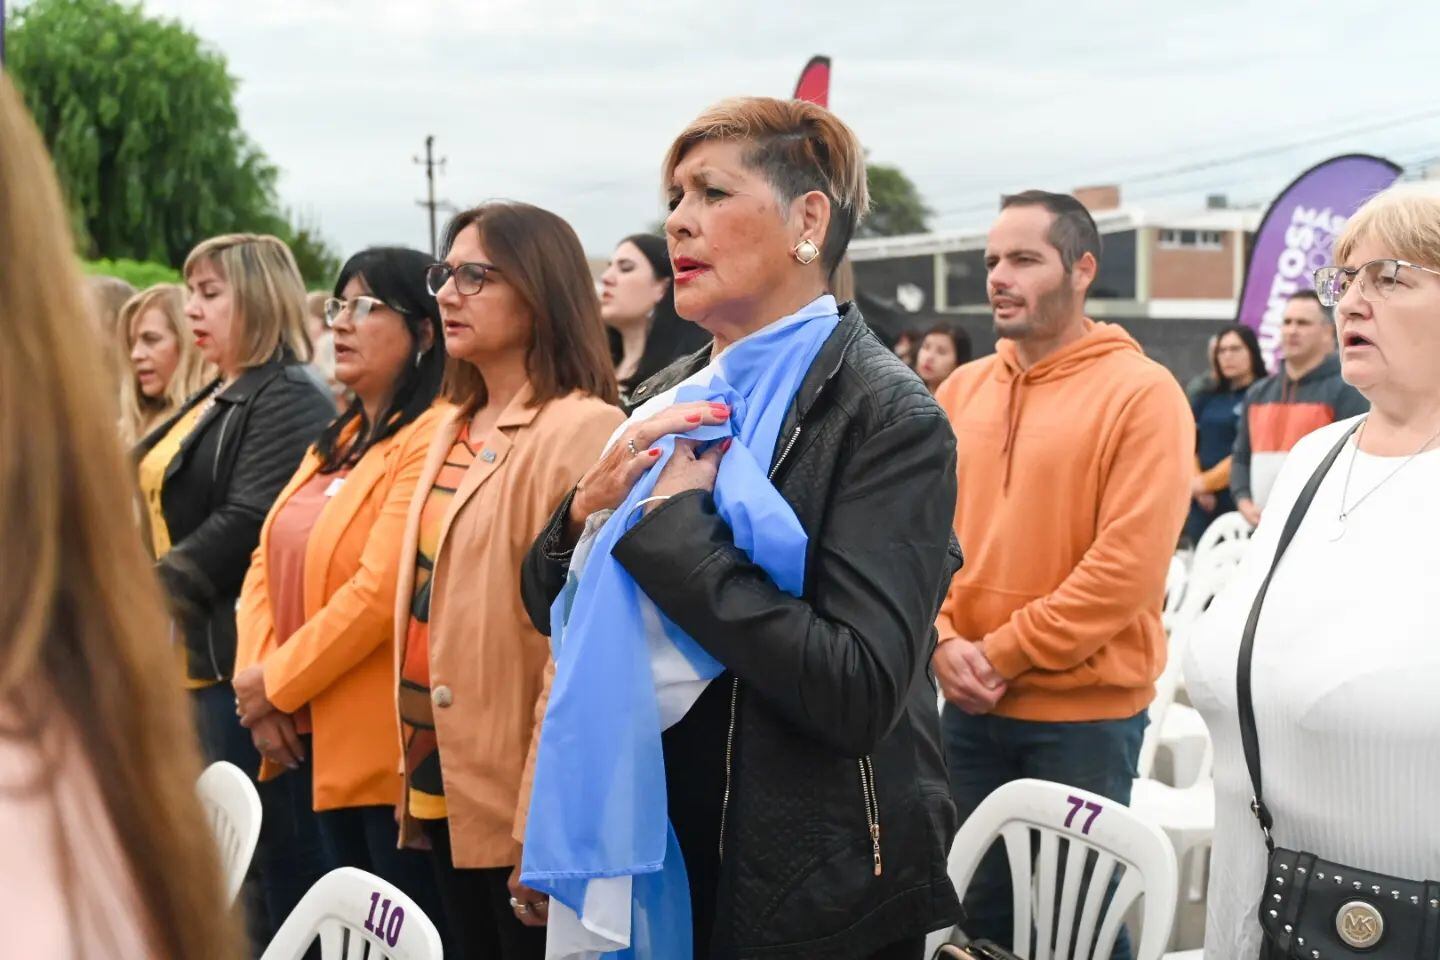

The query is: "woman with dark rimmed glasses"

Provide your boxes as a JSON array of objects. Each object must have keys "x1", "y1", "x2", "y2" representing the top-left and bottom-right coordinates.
[
  {"x1": 231, "y1": 246, "x2": 450, "y2": 946},
  {"x1": 1185, "y1": 180, "x2": 1440, "y2": 958},
  {"x1": 395, "y1": 202, "x2": 623, "y2": 959}
]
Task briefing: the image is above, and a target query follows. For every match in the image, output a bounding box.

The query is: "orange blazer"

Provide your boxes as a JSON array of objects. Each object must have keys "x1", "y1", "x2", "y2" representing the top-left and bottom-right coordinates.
[
  {"x1": 393, "y1": 387, "x2": 623, "y2": 868},
  {"x1": 236, "y1": 404, "x2": 446, "y2": 810}
]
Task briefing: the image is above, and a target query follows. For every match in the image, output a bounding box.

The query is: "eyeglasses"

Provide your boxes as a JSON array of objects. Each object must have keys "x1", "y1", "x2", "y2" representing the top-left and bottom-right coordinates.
[
  {"x1": 323, "y1": 295, "x2": 402, "y2": 329},
  {"x1": 425, "y1": 261, "x2": 501, "y2": 297},
  {"x1": 1313, "y1": 258, "x2": 1440, "y2": 308}
]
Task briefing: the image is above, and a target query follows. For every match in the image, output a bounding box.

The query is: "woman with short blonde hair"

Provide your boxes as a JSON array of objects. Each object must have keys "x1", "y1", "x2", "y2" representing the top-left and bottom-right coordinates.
[
  {"x1": 135, "y1": 231, "x2": 337, "y2": 941},
  {"x1": 119, "y1": 283, "x2": 211, "y2": 446},
  {"x1": 0, "y1": 73, "x2": 239, "y2": 960},
  {"x1": 521, "y1": 96, "x2": 960, "y2": 959},
  {"x1": 1188, "y1": 180, "x2": 1440, "y2": 958}
]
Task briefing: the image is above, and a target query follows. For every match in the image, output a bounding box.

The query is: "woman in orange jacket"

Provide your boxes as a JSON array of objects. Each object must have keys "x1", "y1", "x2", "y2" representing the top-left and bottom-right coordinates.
[
  {"x1": 396, "y1": 202, "x2": 623, "y2": 959},
  {"x1": 233, "y1": 247, "x2": 447, "y2": 927}
]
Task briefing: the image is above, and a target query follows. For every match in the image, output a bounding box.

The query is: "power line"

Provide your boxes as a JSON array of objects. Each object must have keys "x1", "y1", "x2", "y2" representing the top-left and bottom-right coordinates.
[{"x1": 928, "y1": 106, "x2": 1440, "y2": 223}]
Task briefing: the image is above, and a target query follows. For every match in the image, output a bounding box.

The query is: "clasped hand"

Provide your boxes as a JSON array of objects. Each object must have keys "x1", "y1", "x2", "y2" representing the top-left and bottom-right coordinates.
[{"x1": 566, "y1": 400, "x2": 733, "y2": 539}]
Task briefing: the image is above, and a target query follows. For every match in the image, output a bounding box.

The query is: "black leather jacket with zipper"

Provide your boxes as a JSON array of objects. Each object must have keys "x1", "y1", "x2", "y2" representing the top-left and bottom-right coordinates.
[
  {"x1": 520, "y1": 303, "x2": 963, "y2": 958},
  {"x1": 135, "y1": 356, "x2": 334, "y2": 682}
]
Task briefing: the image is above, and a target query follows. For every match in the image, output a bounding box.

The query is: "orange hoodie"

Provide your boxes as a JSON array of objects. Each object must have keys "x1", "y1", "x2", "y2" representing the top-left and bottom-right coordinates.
[{"x1": 934, "y1": 320, "x2": 1194, "y2": 722}]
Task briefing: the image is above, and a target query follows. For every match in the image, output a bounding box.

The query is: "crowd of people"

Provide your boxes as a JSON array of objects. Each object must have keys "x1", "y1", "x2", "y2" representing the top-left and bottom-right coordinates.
[{"x1": 3, "y1": 65, "x2": 1437, "y2": 960}]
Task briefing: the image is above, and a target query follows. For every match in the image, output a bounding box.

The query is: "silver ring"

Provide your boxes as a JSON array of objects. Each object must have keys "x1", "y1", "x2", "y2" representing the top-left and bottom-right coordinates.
[
  {"x1": 516, "y1": 903, "x2": 530, "y2": 915},
  {"x1": 626, "y1": 438, "x2": 640, "y2": 458}
]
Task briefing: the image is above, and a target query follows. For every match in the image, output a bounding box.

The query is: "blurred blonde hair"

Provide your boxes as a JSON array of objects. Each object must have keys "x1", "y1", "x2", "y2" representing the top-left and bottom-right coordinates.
[
  {"x1": 183, "y1": 233, "x2": 312, "y2": 368},
  {"x1": 662, "y1": 96, "x2": 870, "y2": 275},
  {"x1": 0, "y1": 74, "x2": 239, "y2": 960},
  {"x1": 1334, "y1": 180, "x2": 1440, "y2": 268},
  {"x1": 117, "y1": 284, "x2": 213, "y2": 447}
]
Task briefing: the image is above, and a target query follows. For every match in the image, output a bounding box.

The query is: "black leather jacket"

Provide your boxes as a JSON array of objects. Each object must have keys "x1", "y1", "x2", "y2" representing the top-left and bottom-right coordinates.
[
  {"x1": 135, "y1": 356, "x2": 334, "y2": 682},
  {"x1": 521, "y1": 304, "x2": 963, "y2": 958}
]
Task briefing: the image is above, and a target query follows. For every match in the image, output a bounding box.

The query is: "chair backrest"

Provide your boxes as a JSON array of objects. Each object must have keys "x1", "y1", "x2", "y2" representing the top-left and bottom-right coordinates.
[
  {"x1": 259, "y1": 867, "x2": 443, "y2": 960},
  {"x1": 1169, "y1": 540, "x2": 1246, "y2": 632},
  {"x1": 1162, "y1": 555, "x2": 1187, "y2": 620},
  {"x1": 1193, "y1": 511, "x2": 1253, "y2": 566},
  {"x1": 196, "y1": 760, "x2": 261, "y2": 905},
  {"x1": 941, "y1": 779, "x2": 1177, "y2": 960}
]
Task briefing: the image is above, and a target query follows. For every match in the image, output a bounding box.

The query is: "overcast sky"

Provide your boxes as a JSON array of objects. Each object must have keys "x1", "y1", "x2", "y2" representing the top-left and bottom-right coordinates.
[{"x1": 127, "y1": 0, "x2": 1440, "y2": 259}]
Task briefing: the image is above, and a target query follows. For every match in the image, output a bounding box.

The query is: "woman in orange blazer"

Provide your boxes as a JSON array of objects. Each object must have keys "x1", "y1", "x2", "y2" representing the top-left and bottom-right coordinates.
[
  {"x1": 396, "y1": 202, "x2": 623, "y2": 959},
  {"x1": 233, "y1": 247, "x2": 448, "y2": 929}
]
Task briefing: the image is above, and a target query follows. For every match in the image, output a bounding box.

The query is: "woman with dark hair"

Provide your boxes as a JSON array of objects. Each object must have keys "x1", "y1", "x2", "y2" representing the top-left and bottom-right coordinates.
[
  {"x1": 1185, "y1": 322, "x2": 1267, "y2": 544},
  {"x1": 914, "y1": 322, "x2": 973, "y2": 393},
  {"x1": 394, "y1": 202, "x2": 624, "y2": 958},
  {"x1": 520, "y1": 96, "x2": 960, "y2": 960},
  {"x1": 232, "y1": 246, "x2": 447, "y2": 927},
  {"x1": 602, "y1": 232, "x2": 711, "y2": 404}
]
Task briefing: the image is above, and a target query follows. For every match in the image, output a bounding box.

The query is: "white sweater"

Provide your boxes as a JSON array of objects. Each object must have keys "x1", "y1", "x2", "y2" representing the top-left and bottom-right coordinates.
[{"x1": 1184, "y1": 417, "x2": 1440, "y2": 959}]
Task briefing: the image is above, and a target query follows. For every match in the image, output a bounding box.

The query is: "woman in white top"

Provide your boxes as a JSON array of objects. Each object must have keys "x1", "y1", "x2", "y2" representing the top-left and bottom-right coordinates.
[{"x1": 1185, "y1": 180, "x2": 1440, "y2": 958}]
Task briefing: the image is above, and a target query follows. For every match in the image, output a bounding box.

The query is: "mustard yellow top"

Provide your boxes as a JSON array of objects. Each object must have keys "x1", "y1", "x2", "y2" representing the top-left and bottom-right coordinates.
[{"x1": 136, "y1": 402, "x2": 217, "y2": 689}]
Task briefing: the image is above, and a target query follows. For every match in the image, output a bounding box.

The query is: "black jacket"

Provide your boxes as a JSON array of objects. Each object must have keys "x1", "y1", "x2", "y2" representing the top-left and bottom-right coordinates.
[
  {"x1": 135, "y1": 356, "x2": 334, "y2": 682},
  {"x1": 521, "y1": 304, "x2": 963, "y2": 958}
]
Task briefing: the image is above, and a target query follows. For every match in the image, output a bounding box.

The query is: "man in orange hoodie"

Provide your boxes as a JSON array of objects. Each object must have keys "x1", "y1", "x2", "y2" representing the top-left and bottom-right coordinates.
[{"x1": 933, "y1": 191, "x2": 1193, "y2": 957}]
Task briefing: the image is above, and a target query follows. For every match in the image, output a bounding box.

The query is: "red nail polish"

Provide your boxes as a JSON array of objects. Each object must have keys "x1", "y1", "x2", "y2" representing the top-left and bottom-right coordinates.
[
  {"x1": 721, "y1": 439, "x2": 733, "y2": 452},
  {"x1": 685, "y1": 413, "x2": 702, "y2": 423},
  {"x1": 648, "y1": 448, "x2": 660, "y2": 457}
]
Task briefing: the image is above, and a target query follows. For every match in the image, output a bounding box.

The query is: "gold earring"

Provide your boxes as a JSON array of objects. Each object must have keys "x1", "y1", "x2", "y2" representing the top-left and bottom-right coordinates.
[{"x1": 792, "y1": 239, "x2": 820, "y2": 265}]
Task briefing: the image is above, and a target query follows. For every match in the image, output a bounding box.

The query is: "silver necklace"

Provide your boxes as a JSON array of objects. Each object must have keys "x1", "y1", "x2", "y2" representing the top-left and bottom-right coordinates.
[{"x1": 1329, "y1": 416, "x2": 1440, "y2": 541}]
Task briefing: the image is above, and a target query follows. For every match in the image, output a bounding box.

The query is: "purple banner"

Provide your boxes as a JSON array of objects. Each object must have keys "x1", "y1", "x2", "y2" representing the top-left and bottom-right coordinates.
[{"x1": 1236, "y1": 153, "x2": 1401, "y2": 368}]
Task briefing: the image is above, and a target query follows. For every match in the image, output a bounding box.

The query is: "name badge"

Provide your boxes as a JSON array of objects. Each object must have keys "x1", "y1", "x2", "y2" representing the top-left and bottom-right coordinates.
[{"x1": 324, "y1": 478, "x2": 346, "y2": 498}]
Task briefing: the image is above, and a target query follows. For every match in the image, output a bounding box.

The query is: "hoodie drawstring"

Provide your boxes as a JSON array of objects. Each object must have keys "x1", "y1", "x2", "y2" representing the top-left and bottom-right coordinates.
[{"x1": 1001, "y1": 373, "x2": 1025, "y2": 492}]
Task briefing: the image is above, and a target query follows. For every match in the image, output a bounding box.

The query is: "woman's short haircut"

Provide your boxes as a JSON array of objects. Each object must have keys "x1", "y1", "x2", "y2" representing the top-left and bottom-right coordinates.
[
  {"x1": 1334, "y1": 180, "x2": 1440, "y2": 269},
  {"x1": 439, "y1": 201, "x2": 619, "y2": 413},
  {"x1": 662, "y1": 96, "x2": 870, "y2": 275},
  {"x1": 183, "y1": 233, "x2": 312, "y2": 367}
]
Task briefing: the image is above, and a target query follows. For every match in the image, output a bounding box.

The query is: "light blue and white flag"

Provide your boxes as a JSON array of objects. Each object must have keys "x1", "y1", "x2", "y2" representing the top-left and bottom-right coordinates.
[{"x1": 522, "y1": 296, "x2": 841, "y2": 960}]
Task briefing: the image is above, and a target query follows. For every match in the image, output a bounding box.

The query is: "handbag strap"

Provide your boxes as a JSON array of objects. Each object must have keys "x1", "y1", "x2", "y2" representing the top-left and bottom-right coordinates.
[{"x1": 1236, "y1": 420, "x2": 1362, "y2": 851}]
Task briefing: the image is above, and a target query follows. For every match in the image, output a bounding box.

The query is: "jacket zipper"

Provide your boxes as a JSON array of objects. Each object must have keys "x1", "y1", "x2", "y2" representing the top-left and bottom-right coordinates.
[
  {"x1": 718, "y1": 425, "x2": 804, "y2": 862},
  {"x1": 860, "y1": 757, "x2": 883, "y2": 876},
  {"x1": 204, "y1": 404, "x2": 234, "y2": 681},
  {"x1": 717, "y1": 676, "x2": 739, "y2": 860}
]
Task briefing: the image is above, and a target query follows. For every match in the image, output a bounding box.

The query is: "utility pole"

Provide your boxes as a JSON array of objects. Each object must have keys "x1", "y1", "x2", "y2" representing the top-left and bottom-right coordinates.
[{"x1": 414, "y1": 135, "x2": 447, "y2": 256}]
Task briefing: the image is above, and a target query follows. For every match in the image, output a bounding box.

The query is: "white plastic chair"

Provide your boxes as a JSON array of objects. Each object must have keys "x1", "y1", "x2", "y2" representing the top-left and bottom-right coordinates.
[
  {"x1": 196, "y1": 760, "x2": 262, "y2": 905},
  {"x1": 1129, "y1": 776, "x2": 1215, "y2": 912},
  {"x1": 1192, "y1": 511, "x2": 1253, "y2": 571},
  {"x1": 1161, "y1": 555, "x2": 1188, "y2": 634},
  {"x1": 260, "y1": 867, "x2": 443, "y2": 960},
  {"x1": 927, "y1": 778, "x2": 1178, "y2": 960}
]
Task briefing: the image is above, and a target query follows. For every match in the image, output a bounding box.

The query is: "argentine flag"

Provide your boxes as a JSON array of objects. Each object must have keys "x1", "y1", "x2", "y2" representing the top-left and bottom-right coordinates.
[{"x1": 522, "y1": 296, "x2": 841, "y2": 959}]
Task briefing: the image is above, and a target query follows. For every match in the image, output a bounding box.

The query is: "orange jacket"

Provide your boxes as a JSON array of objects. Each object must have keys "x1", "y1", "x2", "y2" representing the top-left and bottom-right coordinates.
[
  {"x1": 393, "y1": 388, "x2": 624, "y2": 868},
  {"x1": 934, "y1": 321, "x2": 1193, "y2": 722},
  {"x1": 236, "y1": 405, "x2": 445, "y2": 809}
]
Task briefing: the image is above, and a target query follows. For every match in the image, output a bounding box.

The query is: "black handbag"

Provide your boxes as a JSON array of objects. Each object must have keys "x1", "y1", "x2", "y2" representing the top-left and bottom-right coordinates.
[
  {"x1": 932, "y1": 938, "x2": 1022, "y2": 960},
  {"x1": 1237, "y1": 420, "x2": 1440, "y2": 958}
]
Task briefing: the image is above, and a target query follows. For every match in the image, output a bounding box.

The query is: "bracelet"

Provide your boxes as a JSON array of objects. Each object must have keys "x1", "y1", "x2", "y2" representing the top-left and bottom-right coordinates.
[{"x1": 629, "y1": 494, "x2": 673, "y2": 519}]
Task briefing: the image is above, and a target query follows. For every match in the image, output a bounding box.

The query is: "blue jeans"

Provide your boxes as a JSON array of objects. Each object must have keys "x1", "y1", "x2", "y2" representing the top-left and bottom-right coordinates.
[
  {"x1": 941, "y1": 706, "x2": 1147, "y2": 960},
  {"x1": 190, "y1": 685, "x2": 332, "y2": 956}
]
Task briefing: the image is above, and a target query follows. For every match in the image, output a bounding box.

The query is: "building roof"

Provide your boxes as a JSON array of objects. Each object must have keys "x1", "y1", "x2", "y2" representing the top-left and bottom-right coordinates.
[{"x1": 847, "y1": 203, "x2": 1265, "y2": 261}]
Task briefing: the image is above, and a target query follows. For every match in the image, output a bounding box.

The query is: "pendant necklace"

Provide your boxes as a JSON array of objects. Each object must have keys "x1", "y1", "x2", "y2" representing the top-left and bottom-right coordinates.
[{"x1": 1330, "y1": 416, "x2": 1440, "y2": 542}]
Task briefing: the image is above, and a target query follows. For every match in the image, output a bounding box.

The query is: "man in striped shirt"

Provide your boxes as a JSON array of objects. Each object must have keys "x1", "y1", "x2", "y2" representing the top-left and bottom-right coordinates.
[{"x1": 1231, "y1": 291, "x2": 1368, "y2": 525}]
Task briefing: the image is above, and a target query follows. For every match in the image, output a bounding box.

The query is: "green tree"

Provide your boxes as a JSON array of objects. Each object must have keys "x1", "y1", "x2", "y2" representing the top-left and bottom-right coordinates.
[
  {"x1": 5, "y1": 0, "x2": 299, "y2": 267},
  {"x1": 286, "y1": 213, "x2": 342, "y2": 289},
  {"x1": 860, "y1": 162, "x2": 932, "y2": 238},
  {"x1": 83, "y1": 257, "x2": 181, "y2": 288}
]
